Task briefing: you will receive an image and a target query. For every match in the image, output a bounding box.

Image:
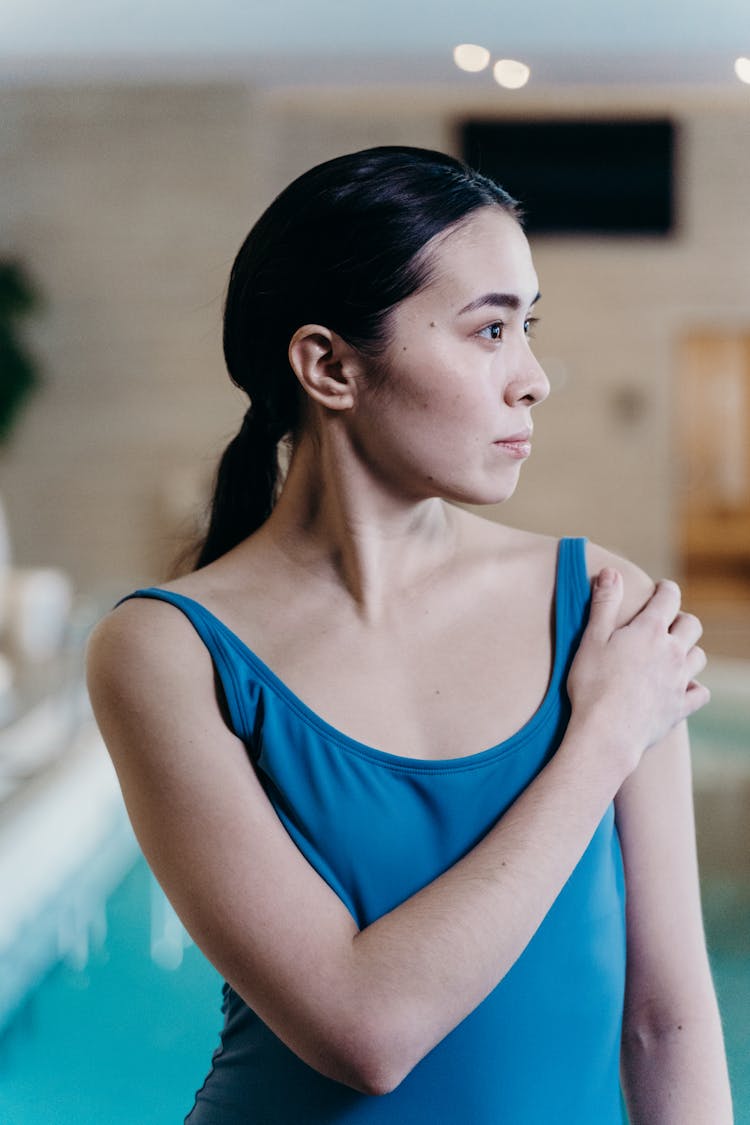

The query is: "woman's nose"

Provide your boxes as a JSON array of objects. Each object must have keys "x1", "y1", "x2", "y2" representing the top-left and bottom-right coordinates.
[{"x1": 505, "y1": 352, "x2": 551, "y2": 407}]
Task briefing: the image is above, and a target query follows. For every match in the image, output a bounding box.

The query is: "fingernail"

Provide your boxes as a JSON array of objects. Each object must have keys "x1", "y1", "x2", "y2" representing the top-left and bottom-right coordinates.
[{"x1": 597, "y1": 568, "x2": 617, "y2": 588}]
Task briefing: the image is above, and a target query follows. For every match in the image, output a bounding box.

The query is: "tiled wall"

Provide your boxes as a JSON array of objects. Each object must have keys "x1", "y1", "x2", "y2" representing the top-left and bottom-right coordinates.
[{"x1": 2, "y1": 82, "x2": 749, "y2": 592}]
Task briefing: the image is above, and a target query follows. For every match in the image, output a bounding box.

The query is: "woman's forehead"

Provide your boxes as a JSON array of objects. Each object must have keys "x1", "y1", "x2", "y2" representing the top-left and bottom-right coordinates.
[{"x1": 419, "y1": 208, "x2": 539, "y2": 310}]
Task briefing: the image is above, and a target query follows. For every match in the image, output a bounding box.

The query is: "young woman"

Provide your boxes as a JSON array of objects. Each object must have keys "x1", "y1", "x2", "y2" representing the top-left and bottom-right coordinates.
[{"x1": 87, "y1": 146, "x2": 732, "y2": 1123}]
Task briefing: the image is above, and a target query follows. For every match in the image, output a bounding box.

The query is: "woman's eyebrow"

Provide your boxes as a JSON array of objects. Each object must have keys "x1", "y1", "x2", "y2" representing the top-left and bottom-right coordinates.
[{"x1": 458, "y1": 291, "x2": 541, "y2": 315}]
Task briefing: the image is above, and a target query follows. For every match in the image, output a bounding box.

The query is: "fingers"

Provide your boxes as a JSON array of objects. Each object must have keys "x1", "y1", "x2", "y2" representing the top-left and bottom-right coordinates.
[
  {"x1": 635, "y1": 582, "x2": 707, "y2": 651},
  {"x1": 685, "y1": 642, "x2": 707, "y2": 681},
  {"x1": 684, "y1": 679, "x2": 711, "y2": 717},
  {"x1": 653, "y1": 592, "x2": 707, "y2": 693},
  {"x1": 587, "y1": 571, "x2": 706, "y2": 687},
  {"x1": 642, "y1": 578, "x2": 682, "y2": 626},
  {"x1": 586, "y1": 568, "x2": 624, "y2": 641},
  {"x1": 669, "y1": 610, "x2": 703, "y2": 648},
  {"x1": 683, "y1": 635, "x2": 709, "y2": 719}
]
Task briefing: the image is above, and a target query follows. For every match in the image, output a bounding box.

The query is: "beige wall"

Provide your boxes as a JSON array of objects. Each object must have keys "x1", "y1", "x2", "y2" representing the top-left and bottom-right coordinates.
[
  {"x1": 1, "y1": 81, "x2": 749, "y2": 593},
  {"x1": 1, "y1": 84, "x2": 260, "y2": 589}
]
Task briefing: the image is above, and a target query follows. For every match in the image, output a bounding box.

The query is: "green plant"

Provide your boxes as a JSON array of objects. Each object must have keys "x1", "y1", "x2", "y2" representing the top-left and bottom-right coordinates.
[{"x1": 0, "y1": 261, "x2": 41, "y2": 442}]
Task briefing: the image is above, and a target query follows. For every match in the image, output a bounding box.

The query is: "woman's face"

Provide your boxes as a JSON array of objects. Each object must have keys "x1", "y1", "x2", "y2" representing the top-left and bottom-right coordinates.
[{"x1": 349, "y1": 205, "x2": 550, "y2": 507}]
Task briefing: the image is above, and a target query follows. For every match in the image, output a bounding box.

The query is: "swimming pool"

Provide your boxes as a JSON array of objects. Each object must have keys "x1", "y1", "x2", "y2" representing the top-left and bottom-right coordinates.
[{"x1": 0, "y1": 856, "x2": 222, "y2": 1124}]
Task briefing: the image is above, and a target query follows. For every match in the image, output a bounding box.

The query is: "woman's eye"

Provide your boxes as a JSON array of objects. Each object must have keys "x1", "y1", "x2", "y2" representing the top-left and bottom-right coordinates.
[
  {"x1": 479, "y1": 322, "x2": 504, "y2": 341},
  {"x1": 524, "y1": 317, "x2": 540, "y2": 338}
]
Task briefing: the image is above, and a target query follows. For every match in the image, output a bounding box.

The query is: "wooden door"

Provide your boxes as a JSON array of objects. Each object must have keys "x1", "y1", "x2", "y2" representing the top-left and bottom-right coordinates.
[{"x1": 676, "y1": 332, "x2": 750, "y2": 614}]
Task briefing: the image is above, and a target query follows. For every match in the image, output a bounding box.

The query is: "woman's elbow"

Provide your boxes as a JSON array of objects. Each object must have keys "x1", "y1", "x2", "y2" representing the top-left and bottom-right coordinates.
[
  {"x1": 621, "y1": 989, "x2": 723, "y2": 1056},
  {"x1": 322, "y1": 1018, "x2": 418, "y2": 1097},
  {"x1": 331, "y1": 1041, "x2": 411, "y2": 1097},
  {"x1": 344, "y1": 1064, "x2": 403, "y2": 1098}
]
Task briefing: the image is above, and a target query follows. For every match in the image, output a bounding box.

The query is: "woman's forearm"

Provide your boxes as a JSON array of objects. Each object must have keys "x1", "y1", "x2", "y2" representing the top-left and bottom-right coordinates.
[{"x1": 342, "y1": 716, "x2": 624, "y2": 1093}]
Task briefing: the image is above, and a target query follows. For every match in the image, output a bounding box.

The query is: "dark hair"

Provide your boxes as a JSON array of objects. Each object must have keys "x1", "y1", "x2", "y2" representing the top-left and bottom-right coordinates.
[{"x1": 194, "y1": 145, "x2": 520, "y2": 569}]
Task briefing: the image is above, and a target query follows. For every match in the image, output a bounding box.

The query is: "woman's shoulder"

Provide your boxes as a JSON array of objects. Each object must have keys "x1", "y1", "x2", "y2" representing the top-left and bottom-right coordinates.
[
  {"x1": 470, "y1": 519, "x2": 654, "y2": 587},
  {"x1": 89, "y1": 536, "x2": 280, "y2": 685},
  {"x1": 99, "y1": 541, "x2": 259, "y2": 630},
  {"x1": 459, "y1": 513, "x2": 660, "y2": 625},
  {"x1": 584, "y1": 539, "x2": 660, "y2": 626},
  {"x1": 86, "y1": 595, "x2": 211, "y2": 700},
  {"x1": 87, "y1": 572, "x2": 222, "y2": 700},
  {"x1": 454, "y1": 510, "x2": 558, "y2": 562}
]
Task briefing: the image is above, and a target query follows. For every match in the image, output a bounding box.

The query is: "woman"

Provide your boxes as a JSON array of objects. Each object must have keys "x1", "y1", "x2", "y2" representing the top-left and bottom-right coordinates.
[{"x1": 87, "y1": 146, "x2": 732, "y2": 1123}]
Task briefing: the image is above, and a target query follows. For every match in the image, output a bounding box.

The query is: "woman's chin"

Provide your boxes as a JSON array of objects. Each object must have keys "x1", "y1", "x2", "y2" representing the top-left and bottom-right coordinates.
[{"x1": 442, "y1": 479, "x2": 521, "y2": 509}]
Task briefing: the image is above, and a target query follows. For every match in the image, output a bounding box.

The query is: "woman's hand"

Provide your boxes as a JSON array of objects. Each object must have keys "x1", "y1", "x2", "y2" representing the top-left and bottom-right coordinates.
[{"x1": 567, "y1": 568, "x2": 709, "y2": 780}]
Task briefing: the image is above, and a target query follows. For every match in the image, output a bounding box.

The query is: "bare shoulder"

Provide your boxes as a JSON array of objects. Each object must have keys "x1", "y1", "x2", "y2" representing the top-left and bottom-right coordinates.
[
  {"x1": 86, "y1": 594, "x2": 248, "y2": 812},
  {"x1": 456, "y1": 510, "x2": 560, "y2": 572},
  {"x1": 85, "y1": 595, "x2": 215, "y2": 717},
  {"x1": 584, "y1": 540, "x2": 658, "y2": 626}
]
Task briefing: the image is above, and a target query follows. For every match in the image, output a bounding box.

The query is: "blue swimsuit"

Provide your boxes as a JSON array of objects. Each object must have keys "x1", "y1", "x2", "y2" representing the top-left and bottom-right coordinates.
[{"x1": 121, "y1": 536, "x2": 627, "y2": 1123}]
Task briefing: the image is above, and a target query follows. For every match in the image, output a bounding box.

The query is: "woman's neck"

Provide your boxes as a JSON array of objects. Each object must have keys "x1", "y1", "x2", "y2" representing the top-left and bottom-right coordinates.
[{"x1": 254, "y1": 431, "x2": 461, "y2": 621}]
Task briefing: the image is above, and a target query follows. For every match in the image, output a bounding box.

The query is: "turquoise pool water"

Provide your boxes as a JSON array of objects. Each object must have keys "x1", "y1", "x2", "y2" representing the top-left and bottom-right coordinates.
[
  {"x1": 0, "y1": 859, "x2": 221, "y2": 1124},
  {"x1": 1, "y1": 855, "x2": 748, "y2": 1123},
  {"x1": 702, "y1": 877, "x2": 750, "y2": 1118}
]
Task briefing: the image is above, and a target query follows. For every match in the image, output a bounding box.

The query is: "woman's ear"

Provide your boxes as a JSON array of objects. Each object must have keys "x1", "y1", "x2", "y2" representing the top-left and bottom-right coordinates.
[{"x1": 288, "y1": 325, "x2": 360, "y2": 412}]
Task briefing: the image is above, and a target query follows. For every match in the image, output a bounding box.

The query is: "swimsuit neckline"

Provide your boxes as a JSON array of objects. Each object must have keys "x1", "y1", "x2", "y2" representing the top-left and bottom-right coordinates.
[{"x1": 133, "y1": 539, "x2": 574, "y2": 771}]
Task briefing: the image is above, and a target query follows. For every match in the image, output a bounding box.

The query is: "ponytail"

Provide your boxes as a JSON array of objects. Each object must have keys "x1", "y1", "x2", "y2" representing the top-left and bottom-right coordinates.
[{"x1": 194, "y1": 406, "x2": 285, "y2": 569}]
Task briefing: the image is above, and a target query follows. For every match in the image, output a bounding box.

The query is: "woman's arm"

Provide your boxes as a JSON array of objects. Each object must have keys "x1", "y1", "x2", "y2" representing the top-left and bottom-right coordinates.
[
  {"x1": 587, "y1": 545, "x2": 733, "y2": 1123},
  {"x1": 86, "y1": 571, "x2": 705, "y2": 1096},
  {"x1": 617, "y1": 722, "x2": 733, "y2": 1123}
]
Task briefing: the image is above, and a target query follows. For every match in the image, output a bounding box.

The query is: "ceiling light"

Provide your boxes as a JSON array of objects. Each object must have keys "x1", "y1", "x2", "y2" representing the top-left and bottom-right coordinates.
[
  {"x1": 735, "y1": 57, "x2": 750, "y2": 84},
  {"x1": 493, "y1": 58, "x2": 531, "y2": 89},
  {"x1": 453, "y1": 44, "x2": 491, "y2": 73}
]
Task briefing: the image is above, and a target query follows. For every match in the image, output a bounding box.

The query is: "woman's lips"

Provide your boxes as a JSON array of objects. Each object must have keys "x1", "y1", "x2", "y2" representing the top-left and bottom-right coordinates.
[{"x1": 493, "y1": 430, "x2": 532, "y2": 458}]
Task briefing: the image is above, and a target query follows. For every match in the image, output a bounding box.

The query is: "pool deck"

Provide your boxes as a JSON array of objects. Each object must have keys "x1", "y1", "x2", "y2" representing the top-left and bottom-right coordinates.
[{"x1": 0, "y1": 706, "x2": 137, "y2": 1032}]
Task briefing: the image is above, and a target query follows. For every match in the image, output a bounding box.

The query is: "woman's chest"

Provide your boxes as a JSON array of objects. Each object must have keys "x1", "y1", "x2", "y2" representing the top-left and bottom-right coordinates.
[{"x1": 253, "y1": 588, "x2": 556, "y2": 762}]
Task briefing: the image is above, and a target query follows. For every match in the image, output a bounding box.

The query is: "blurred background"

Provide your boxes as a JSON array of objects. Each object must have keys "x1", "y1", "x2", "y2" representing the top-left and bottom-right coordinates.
[{"x1": 0, "y1": 1, "x2": 748, "y2": 1121}]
